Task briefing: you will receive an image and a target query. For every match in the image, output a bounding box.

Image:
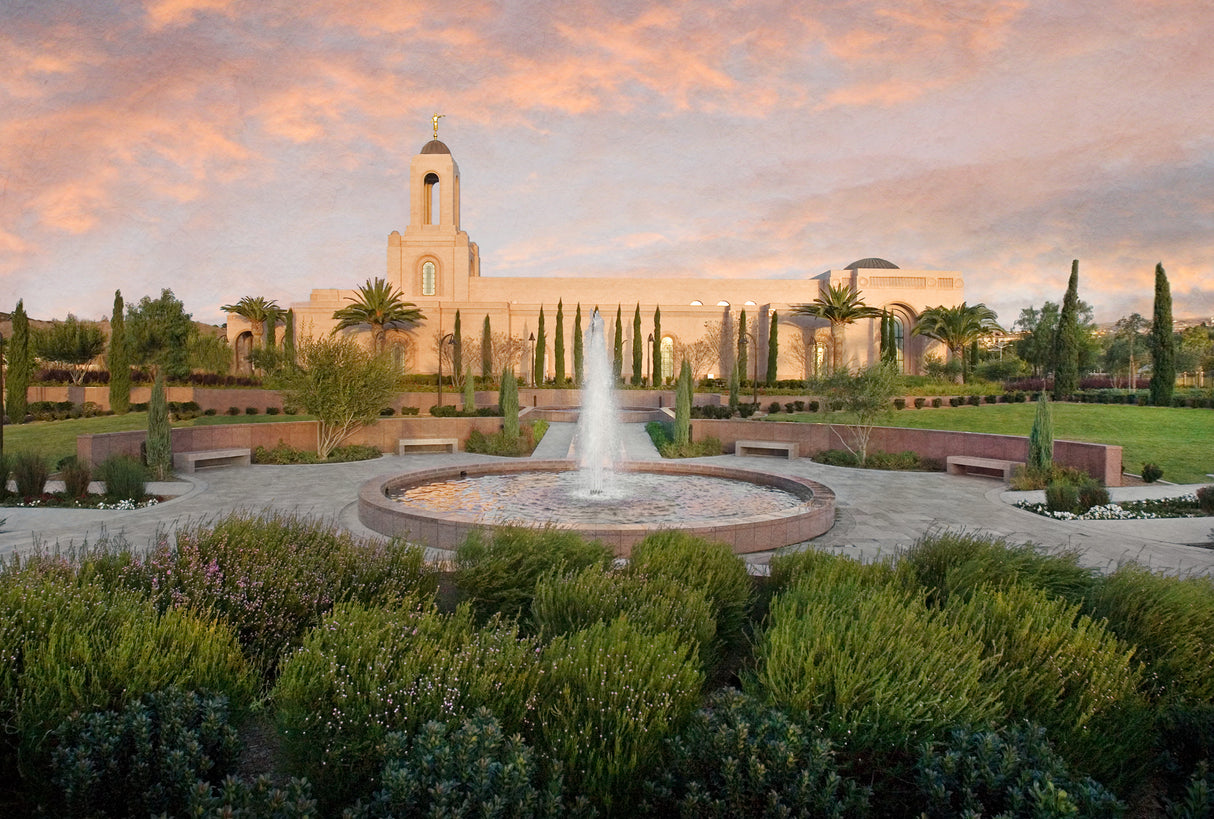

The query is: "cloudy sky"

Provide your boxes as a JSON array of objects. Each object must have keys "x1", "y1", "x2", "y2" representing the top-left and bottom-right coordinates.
[{"x1": 3, "y1": 0, "x2": 1212, "y2": 327}]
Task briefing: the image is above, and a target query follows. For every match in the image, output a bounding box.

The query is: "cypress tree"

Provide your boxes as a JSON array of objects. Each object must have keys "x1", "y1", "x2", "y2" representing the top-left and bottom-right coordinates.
[
  {"x1": 6, "y1": 300, "x2": 31, "y2": 422},
  {"x1": 1027, "y1": 392, "x2": 1054, "y2": 474},
  {"x1": 108, "y1": 291, "x2": 130, "y2": 413},
  {"x1": 533, "y1": 307, "x2": 546, "y2": 386},
  {"x1": 283, "y1": 309, "x2": 296, "y2": 367},
  {"x1": 652, "y1": 305, "x2": 662, "y2": 386},
  {"x1": 265, "y1": 311, "x2": 277, "y2": 349},
  {"x1": 631, "y1": 304, "x2": 642, "y2": 385},
  {"x1": 674, "y1": 359, "x2": 692, "y2": 446},
  {"x1": 728, "y1": 362, "x2": 740, "y2": 413},
  {"x1": 766, "y1": 311, "x2": 779, "y2": 384},
  {"x1": 1149, "y1": 262, "x2": 1175, "y2": 406},
  {"x1": 500, "y1": 368, "x2": 519, "y2": 438},
  {"x1": 1, "y1": 331, "x2": 5, "y2": 452},
  {"x1": 737, "y1": 309, "x2": 748, "y2": 385},
  {"x1": 613, "y1": 306, "x2": 624, "y2": 383},
  {"x1": 463, "y1": 364, "x2": 475, "y2": 412},
  {"x1": 481, "y1": 315, "x2": 492, "y2": 380},
  {"x1": 553, "y1": 300, "x2": 565, "y2": 385},
  {"x1": 146, "y1": 370, "x2": 172, "y2": 481},
  {"x1": 1052, "y1": 259, "x2": 1081, "y2": 399},
  {"x1": 452, "y1": 310, "x2": 463, "y2": 381},
  {"x1": 573, "y1": 303, "x2": 584, "y2": 386}
]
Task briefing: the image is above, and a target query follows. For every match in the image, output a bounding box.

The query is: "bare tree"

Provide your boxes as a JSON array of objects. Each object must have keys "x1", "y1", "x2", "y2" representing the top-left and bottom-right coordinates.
[
  {"x1": 675, "y1": 337, "x2": 718, "y2": 379},
  {"x1": 488, "y1": 332, "x2": 526, "y2": 375}
]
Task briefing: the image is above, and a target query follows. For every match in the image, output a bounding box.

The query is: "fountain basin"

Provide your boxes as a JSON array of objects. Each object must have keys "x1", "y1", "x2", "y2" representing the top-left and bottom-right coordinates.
[{"x1": 358, "y1": 459, "x2": 836, "y2": 557}]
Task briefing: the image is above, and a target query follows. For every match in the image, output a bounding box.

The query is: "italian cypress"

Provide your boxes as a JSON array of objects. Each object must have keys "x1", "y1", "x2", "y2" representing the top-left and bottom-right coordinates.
[
  {"x1": 1052, "y1": 259, "x2": 1081, "y2": 399},
  {"x1": 500, "y1": 369, "x2": 519, "y2": 438},
  {"x1": 533, "y1": 307, "x2": 546, "y2": 386},
  {"x1": 481, "y1": 315, "x2": 492, "y2": 380},
  {"x1": 1027, "y1": 392, "x2": 1054, "y2": 474},
  {"x1": 146, "y1": 370, "x2": 172, "y2": 481},
  {"x1": 108, "y1": 291, "x2": 130, "y2": 413},
  {"x1": 573, "y1": 304, "x2": 584, "y2": 386},
  {"x1": 453, "y1": 310, "x2": 463, "y2": 380},
  {"x1": 613, "y1": 306, "x2": 624, "y2": 383},
  {"x1": 1149, "y1": 262, "x2": 1175, "y2": 406},
  {"x1": 652, "y1": 306, "x2": 662, "y2": 386},
  {"x1": 265, "y1": 311, "x2": 277, "y2": 349},
  {"x1": 728, "y1": 362, "x2": 740, "y2": 413},
  {"x1": 737, "y1": 309, "x2": 748, "y2": 385},
  {"x1": 766, "y1": 311, "x2": 779, "y2": 384},
  {"x1": 6, "y1": 300, "x2": 31, "y2": 422},
  {"x1": 283, "y1": 309, "x2": 296, "y2": 367},
  {"x1": 631, "y1": 304, "x2": 642, "y2": 385},
  {"x1": 553, "y1": 300, "x2": 565, "y2": 385},
  {"x1": 674, "y1": 359, "x2": 692, "y2": 446},
  {"x1": 463, "y1": 364, "x2": 475, "y2": 412}
]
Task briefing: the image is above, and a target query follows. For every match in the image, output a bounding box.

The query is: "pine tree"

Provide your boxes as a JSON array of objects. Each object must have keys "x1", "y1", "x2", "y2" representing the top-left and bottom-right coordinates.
[
  {"x1": 1027, "y1": 392, "x2": 1054, "y2": 474},
  {"x1": 108, "y1": 290, "x2": 130, "y2": 413},
  {"x1": 146, "y1": 370, "x2": 172, "y2": 481},
  {"x1": 481, "y1": 315, "x2": 492, "y2": 380},
  {"x1": 1052, "y1": 259, "x2": 1081, "y2": 399},
  {"x1": 631, "y1": 304, "x2": 642, "y2": 386},
  {"x1": 6, "y1": 300, "x2": 30, "y2": 422},
  {"x1": 533, "y1": 307, "x2": 546, "y2": 386},
  {"x1": 766, "y1": 311, "x2": 779, "y2": 384},
  {"x1": 554, "y1": 300, "x2": 565, "y2": 385},
  {"x1": 500, "y1": 368, "x2": 519, "y2": 438},
  {"x1": 652, "y1": 305, "x2": 662, "y2": 386},
  {"x1": 1149, "y1": 262, "x2": 1175, "y2": 406},
  {"x1": 463, "y1": 364, "x2": 475, "y2": 412},
  {"x1": 674, "y1": 359, "x2": 692, "y2": 446},
  {"x1": 283, "y1": 309, "x2": 296, "y2": 367},
  {"x1": 573, "y1": 303, "x2": 584, "y2": 386},
  {"x1": 737, "y1": 309, "x2": 748, "y2": 385},
  {"x1": 613, "y1": 306, "x2": 624, "y2": 383},
  {"x1": 453, "y1": 310, "x2": 463, "y2": 380}
]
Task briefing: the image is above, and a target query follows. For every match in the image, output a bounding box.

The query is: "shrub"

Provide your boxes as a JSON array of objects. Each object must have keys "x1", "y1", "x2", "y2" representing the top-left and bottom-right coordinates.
[
  {"x1": 177, "y1": 775, "x2": 317, "y2": 817},
  {"x1": 347, "y1": 710, "x2": 589, "y2": 819},
  {"x1": 245, "y1": 406, "x2": 259, "y2": 415},
  {"x1": 265, "y1": 406, "x2": 280, "y2": 415},
  {"x1": 914, "y1": 397, "x2": 926, "y2": 408},
  {"x1": 641, "y1": 689, "x2": 871, "y2": 818},
  {"x1": 465, "y1": 421, "x2": 547, "y2": 457},
  {"x1": 915, "y1": 724, "x2": 1124, "y2": 818},
  {"x1": 12, "y1": 451, "x2": 49, "y2": 497},
  {"x1": 273, "y1": 602, "x2": 540, "y2": 808},
  {"x1": 894, "y1": 397, "x2": 906, "y2": 409},
  {"x1": 146, "y1": 512, "x2": 436, "y2": 678},
  {"x1": 1143, "y1": 462, "x2": 1164, "y2": 483},
  {"x1": 226, "y1": 406, "x2": 240, "y2": 416},
  {"x1": 769, "y1": 547, "x2": 896, "y2": 595},
  {"x1": 1166, "y1": 762, "x2": 1214, "y2": 819},
  {"x1": 203, "y1": 408, "x2": 217, "y2": 416},
  {"x1": 379, "y1": 406, "x2": 395, "y2": 416},
  {"x1": 814, "y1": 448, "x2": 859, "y2": 466},
  {"x1": 60, "y1": 457, "x2": 92, "y2": 499},
  {"x1": 1045, "y1": 481, "x2": 1078, "y2": 513},
  {"x1": 932, "y1": 397, "x2": 943, "y2": 408},
  {"x1": 659, "y1": 435, "x2": 722, "y2": 458},
  {"x1": 454, "y1": 526, "x2": 612, "y2": 622},
  {"x1": 537, "y1": 616, "x2": 703, "y2": 813},
  {"x1": 767, "y1": 401, "x2": 782, "y2": 413},
  {"x1": 1076, "y1": 479, "x2": 1110, "y2": 512},
  {"x1": 94, "y1": 455, "x2": 148, "y2": 501},
  {"x1": 1198, "y1": 486, "x2": 1214, "y2": 514},
  {"x1": 949, "y1": 397, "x2": 962, "y2": 407},
  {"x1": 966, "y1": 394, "x2": 981, "y2": 406},
  {"x1": 808, "y1": 400, "x2": 819, "y2": 412},
  {"x1": 49, "y1": 688, "x2": 241, "y2": 817},
  {"x1": 326, "y1": 444, "x2": 382, "y2": 462},
  {"x1": 253, "y1": 441, "x2": 318, "y2": 464}
]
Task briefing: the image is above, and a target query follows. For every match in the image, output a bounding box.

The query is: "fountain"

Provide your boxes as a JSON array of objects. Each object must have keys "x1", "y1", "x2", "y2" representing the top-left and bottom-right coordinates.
[{"x1": 358, "y1": 310, "x2": 835, "y2": 556}]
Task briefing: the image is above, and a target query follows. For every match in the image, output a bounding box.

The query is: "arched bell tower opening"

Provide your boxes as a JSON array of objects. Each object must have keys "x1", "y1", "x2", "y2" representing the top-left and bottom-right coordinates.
[{"x1": 424, "y1": 173, "x2": 441, "y2": 225}]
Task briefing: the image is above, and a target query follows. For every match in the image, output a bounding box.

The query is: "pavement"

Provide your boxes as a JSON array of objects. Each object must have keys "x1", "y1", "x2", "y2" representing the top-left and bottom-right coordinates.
[{"x1": 2, "y1": 422, "x2": 1211, "y2": 575}]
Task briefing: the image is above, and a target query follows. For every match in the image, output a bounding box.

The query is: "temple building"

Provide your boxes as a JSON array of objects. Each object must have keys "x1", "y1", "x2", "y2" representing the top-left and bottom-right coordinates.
[{"x1": 228, "y1": 131, "x2": 962, "y2": 381}]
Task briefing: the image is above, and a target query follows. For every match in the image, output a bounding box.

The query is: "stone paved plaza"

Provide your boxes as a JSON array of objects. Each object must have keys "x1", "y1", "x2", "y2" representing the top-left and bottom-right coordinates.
[{"x1": 2, "y1": 422, "x2": 1212, "y2": 575}]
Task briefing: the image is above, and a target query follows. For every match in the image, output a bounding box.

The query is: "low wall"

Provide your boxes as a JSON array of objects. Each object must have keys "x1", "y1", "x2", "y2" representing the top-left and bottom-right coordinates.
[{"x1": 692, "y1": 419, "x2": 1123, "y2": 486}]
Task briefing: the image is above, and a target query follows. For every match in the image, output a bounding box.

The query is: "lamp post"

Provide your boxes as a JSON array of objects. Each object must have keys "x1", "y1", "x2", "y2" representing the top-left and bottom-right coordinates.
[
  {"x1": 527, "y1": 333, "x2": 535, "y2": 387},
  {"x1": 647, "y1": 332, "x2": 654, "y2": 387},
  {"x1": 437, "y1": 332, "x2": 454, "y2": 408}
]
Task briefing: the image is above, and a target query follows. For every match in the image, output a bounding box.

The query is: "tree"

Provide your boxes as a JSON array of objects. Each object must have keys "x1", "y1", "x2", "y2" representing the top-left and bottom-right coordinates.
[
  {"x1": 652, "y1": 305, "x2": 662, "y2": 386},
  {"x1": 32, "y1": 315, "x2": 106, "y2": 384},
  {"x1": 792, "y1": 283, "x2": 883, "y2": 374},
  {"x1": 821, "y1": 362, "x2": 901, "y2": 465},
  {"x1": 554, "y1": 300, "x2": 565, "y2": 385},
  {"x1": 486, "y1": 332, "x2": 524, "y2": 375},
  {"x1": 6, "y1": 300, "x2": 31, "y2": 422},
  {"x1": 613, "y1": 306, "x2": 624, "y2": 383},
  {"x1": 1112, "y1": 313, "x2": 1148, "y2": 390},
  {"x1": 573, "y1": 304, "x2": 584, "y2": 386},
  {"x1": 1149, "y1": 262, "x2": 1175, "y2": 406},
  {"x1": 127, "y1": 289, "x2": 193, "y2": 380},
  {"x1": 331, "y1": 278, "x2": 423, "y2": 353},
  {"x1": 1027, "y1": 392, "x2": 1053, "y2": 474},
  {"x1": 481, "y1": 315, "x2": 493, "y2": 380},
  {"x1": 453, "y1": 310, "x2": 463, "y2": 382},
  {"x1": 283, "y1": 309, "x2": 296, "y2": 368},
  {"x1": 462, "y1": 365, "x2": 475, "y2": 412},
  {"x1": 912, "y1": 302, "x2": 1001, "y2": 384},
  {"x1": 276, "y1": 335, "x2": 400, "y2": 459},
  {"x1": 880, "y1": 312, "x2": 898, "y2": 365},
  {"x1": 534, "y1": 306, "x2": 546, "y2": 385},
  {"x1": 146, "y1": 370, "x2": 172, "y2": 480},
  {"x1": 766, "y1": 311, "x2": 779, "y2": 385},
  {"x1": 736, "y1": 309, "x2": 748, "y2": 384},
  {"x1": 674, "y1": 359, "x2": 693, "y2": 446},
  {"x1": 109, "y1": 291, "x2": 130, "y2": 414},
  {"x1": 728, "y1": 362, "x2": 740, "y2": 413},
  {"x1": 1015, "y1": 300, "x2": 1098, "y2": 379},
  {"x1": 631, "y1": 304, "x2": 642, "y2": 385},
  {"x1": 1052, "y1": 260, "x2": 1081, "y2": 399},
  {"x1": 188, "y1": 332, "x2": 233, "y2": 375},
  {"x1": 500, "y1": 368, "x2": 519, "y2": 438},
  {"x1": 221, "y1": 296, "x2": 280, "y2": 351}
]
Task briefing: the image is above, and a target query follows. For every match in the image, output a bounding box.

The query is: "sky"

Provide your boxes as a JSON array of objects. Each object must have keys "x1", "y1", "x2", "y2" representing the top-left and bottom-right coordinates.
[{"x1": 2, "y1": 0, "x2": 1212, "y2": 327}]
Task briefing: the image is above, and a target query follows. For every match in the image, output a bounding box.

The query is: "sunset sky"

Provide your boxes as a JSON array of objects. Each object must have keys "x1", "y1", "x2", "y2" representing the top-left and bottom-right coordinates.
[{"x1": 3, "y1": 0, "x2": 1212, "y2": 327}]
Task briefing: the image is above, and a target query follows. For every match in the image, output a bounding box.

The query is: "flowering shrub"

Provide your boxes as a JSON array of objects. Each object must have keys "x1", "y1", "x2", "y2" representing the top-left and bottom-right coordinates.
[{"x1": 1017, "y1": 494, "x2": 1207, "y2": 520}]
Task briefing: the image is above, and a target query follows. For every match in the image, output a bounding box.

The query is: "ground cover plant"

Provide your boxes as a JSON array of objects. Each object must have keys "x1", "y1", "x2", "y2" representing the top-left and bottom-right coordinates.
[{"x1": 6, "y1": 519, "x2": 1214, "y2": 816}]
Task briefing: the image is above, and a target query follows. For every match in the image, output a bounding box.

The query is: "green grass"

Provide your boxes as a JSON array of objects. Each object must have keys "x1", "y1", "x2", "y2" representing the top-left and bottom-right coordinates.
[{"x1": 780, "y1": 403, "x2": 1214, "y2": 484}]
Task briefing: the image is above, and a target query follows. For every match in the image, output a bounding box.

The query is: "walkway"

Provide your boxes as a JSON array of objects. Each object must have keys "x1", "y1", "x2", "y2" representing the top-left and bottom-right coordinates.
[{"x1": 1, "y1": 427, "x2": 1210, "y2": 575}]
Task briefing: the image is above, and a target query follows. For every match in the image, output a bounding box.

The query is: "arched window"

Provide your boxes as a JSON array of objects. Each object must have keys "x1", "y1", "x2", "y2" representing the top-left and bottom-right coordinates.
[
  {"x1": 424, "y1": 173, "x2": 440, "y2": 225},
  {"x1": 689, "y1": 300, "x2": 703, "y2": 306},
  {"x1": 422, "y1": 261, "x2": 436, "y2": 296},
  {"x1": 660, "y1": 336, "x2": 674, "y2": 382},
  {"x1": 892, "y1": 314, "x2": 905, "y2": 370},
  {"x1": 717, "y1": 300, "x2": 730, "y2": 307}
]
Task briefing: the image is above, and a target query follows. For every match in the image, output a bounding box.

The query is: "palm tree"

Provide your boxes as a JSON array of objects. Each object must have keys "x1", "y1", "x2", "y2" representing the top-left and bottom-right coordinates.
[
  {"x1": 792, "y1": 283, "x2": 883, "y2": 373},
  {"x1": 221, "y1": 296, "x2": 281, "y2": 350},
  {"x1": 332, "y1": 278, "x2": 424, "y2": 353},
  {"x1": 912, "y1": 302, "x2": 1001, "y2": 383}
]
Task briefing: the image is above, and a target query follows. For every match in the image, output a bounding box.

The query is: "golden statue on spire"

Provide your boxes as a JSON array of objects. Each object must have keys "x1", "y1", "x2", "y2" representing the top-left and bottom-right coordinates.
[{"x1": 432, "y1": 113, "x2": 445, "y2": 140}]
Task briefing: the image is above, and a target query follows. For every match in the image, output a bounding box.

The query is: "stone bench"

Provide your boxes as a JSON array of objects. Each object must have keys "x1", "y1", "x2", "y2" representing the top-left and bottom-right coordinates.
[
  {"x1": 172, "y1": 448, "x2": 252, "y2": 473},
  {"x1": 946, "y1": 455, "x2": 1021, "y2": 481},
  {"x1": 398, "y1": 437, "x2": 459, "y2": 455},
  {"x1": 735, "y1": 439, "x2": 798, "y2": 459}
]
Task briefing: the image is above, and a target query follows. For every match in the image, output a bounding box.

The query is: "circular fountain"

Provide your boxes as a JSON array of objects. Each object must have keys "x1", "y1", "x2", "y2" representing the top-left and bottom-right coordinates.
[{"x1": 358, "y1": 310, "x2": 835, "y2": 556}]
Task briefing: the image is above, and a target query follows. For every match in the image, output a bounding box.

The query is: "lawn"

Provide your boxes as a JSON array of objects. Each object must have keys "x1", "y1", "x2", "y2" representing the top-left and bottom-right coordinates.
[{"x1": 780, "y1": 403, "x2": 1214, "y2": 484}]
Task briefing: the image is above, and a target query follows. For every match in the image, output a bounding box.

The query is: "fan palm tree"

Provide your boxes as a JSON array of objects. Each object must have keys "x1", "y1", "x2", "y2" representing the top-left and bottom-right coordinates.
[
  {"x1": 912, "y1": 302, "x2": 1002, "y2": 383},
  {"x1": 221, "y1": 296, "x2": 281, "y2": 350},
  {"x1": 792, "y1": 283, "x2": 883, "y2": 373},
  {"x1": 332, "y1": 278, "x2": 424, "y2": 353}
]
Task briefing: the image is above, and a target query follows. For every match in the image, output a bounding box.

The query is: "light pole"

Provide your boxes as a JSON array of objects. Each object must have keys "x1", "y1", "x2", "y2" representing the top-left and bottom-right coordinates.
[
  {"x1": 437, "y1": 332, "x2": 454, "y2": 408},
  {"x1": 647, "y1": 332, "x2": 654, "y2": 387},
  {"x1": 528, "y1": 332, "x2": 535, "y2": 387}
]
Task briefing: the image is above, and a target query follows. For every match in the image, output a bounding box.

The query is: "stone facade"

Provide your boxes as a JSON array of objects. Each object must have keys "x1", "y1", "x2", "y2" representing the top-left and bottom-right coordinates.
[{"x1": 228, "y1": 138, "x2": 963, "y2": 380}]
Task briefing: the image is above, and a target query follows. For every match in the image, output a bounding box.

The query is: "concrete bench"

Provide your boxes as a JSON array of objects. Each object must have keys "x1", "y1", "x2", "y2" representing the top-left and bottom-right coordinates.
[
  {"x1": 173, "y1": 448, "x2": 252, "y2": 473},
  {"x1": 946, "y1": 455, "x2": 1021, "y2": 481},
  {"x1": 398, "y1": 437, "x2": 459, "y2": 455},
  {"x1": 735, "y1": 439, "x2": 798, "y2": 459}
]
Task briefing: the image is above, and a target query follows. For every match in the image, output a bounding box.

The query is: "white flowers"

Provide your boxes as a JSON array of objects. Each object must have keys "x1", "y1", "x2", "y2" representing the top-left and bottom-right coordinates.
[{"x1": 1016, "y1": 501, "x2": 1162, "y2": 521}]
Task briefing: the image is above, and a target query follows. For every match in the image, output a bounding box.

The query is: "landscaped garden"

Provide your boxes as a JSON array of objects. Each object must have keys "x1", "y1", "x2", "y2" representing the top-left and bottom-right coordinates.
[{"x1": 3, "y1": 517, "x2": 1214, "y2": 817}]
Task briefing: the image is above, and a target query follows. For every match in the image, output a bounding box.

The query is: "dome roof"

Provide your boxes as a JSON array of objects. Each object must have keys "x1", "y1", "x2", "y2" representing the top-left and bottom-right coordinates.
[
  {"x1": 844, "y1": 258, "x2": 899, "y2": 270},
  {"x1": 420, "y1": 139, "x2": 451, "y2": 155}
]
